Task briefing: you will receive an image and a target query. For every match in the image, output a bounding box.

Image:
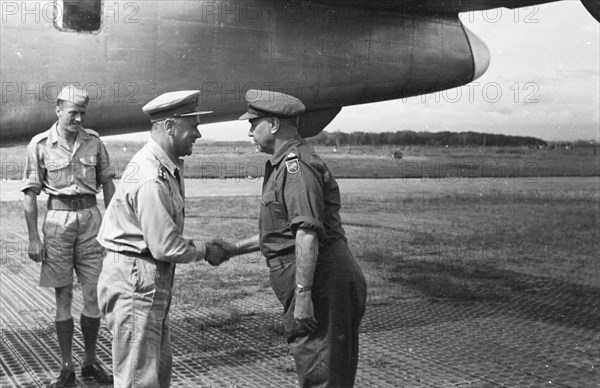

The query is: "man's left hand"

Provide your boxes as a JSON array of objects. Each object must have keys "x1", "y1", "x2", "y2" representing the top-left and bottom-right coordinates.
[{"x1": 294, "y1": 291, "x2": 318, "y2": 332}]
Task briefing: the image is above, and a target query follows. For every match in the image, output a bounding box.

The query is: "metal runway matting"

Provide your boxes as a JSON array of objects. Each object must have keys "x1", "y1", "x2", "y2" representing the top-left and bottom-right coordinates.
[{"x1": 1, "y1": 209, "x2": 599, "y2": 387}]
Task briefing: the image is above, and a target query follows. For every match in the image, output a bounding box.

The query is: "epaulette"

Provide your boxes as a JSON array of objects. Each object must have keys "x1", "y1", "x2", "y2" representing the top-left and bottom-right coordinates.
[
  {"x1": 285, "y1": 150, "x2": 300, "y2": 174},
  {"x1": 31, "y1": 131, "x2": 49, "y2": 145},
  {"x1": 83, "y1": 128, "x2": 99, "y2": 137},
  {"x1": 157, "y1": 165, "x2": 169, "y2": 181}
]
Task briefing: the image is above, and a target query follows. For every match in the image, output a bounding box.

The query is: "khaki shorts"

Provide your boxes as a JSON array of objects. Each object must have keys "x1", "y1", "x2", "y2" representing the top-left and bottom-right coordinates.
[{"x1": 40, "y1": 206, "x2": 104, "y2": 288}]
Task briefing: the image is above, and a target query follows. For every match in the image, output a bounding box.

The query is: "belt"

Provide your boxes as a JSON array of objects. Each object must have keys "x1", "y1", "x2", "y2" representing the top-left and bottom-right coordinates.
[
  {"x1": 266, "y1": 255, "x2": 296, "y2": 269},
  {"x1": 48, "y1": 195, "x2": 97, "y2": 211},
  {"x1": 106, "y1": 249, "x2": 153, "y2": 259}
]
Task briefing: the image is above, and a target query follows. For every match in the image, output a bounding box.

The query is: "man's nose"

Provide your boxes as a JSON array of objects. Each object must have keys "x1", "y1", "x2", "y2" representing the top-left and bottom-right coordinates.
[{"x1": 194, "y1": 127, "x2": 202, "y2": 138}]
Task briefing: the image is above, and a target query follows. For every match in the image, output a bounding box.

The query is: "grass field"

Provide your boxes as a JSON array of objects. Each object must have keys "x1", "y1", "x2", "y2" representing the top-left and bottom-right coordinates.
[
  {"x1": 153, "y1": 177, "x2": 599, "y2": 355},
  {"x1": 1, "y1": 142, "x2": 598, "y2": 181}
]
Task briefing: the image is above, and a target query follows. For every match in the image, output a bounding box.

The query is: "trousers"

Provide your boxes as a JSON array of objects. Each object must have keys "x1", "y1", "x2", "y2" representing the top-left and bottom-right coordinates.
[
  {"x1": 269, "y1": 239, "x2": 367, "y2": 387},
  {"x1": 97, "y1": 251, "x2": 175, "y2": 388}
]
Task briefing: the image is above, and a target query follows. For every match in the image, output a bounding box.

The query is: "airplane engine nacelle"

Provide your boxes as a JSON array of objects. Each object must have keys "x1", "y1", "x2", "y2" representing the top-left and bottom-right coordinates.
[
  {"x1": 295, "y1": 12, "x2": 490, "y2": 136},
  {"x1": 321, "y1": 13, "x2": 491, "y2": 108}
]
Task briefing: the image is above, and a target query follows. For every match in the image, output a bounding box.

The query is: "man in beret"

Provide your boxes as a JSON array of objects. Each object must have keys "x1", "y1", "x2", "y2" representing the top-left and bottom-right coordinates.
[
  {"x1": 22, "y1": 85, "x2": 116, "y2": 387},
  {"x1": 96, "y1": 90, "x2": 228, "y2": 388},
  {"x1": 233, "y1": 89, "x2": 367, "y2": 387}
]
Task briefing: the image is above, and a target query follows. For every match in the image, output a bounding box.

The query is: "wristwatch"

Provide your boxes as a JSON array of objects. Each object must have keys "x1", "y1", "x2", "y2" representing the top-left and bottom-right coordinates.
[{"x1": 296, "y1": 284, "x2": 312, "y2": 294}]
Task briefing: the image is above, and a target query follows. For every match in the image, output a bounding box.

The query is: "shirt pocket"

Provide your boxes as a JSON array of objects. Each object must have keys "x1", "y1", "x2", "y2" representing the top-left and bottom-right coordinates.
[
  {"x1": 260, "y1": 191, "x2": 289, "y2": 231},
  {"x1": 79, "y1": 155, "x2": 98, "y2": 188},
  {"x1": 44, "y1": 158, "x2": 71, "y2": 189}
]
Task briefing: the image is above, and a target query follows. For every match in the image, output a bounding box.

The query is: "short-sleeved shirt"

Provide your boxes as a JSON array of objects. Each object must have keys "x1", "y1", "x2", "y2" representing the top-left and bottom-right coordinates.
[
  {"x1": 21, "y1": 123, "x2": 115, "y2": 196},
  {"x1": 97, "y1": 139, "x2": 201, "y2": 263},
  {"x1": 259, "y1": 137, "x2": 345, "y2": 260}
]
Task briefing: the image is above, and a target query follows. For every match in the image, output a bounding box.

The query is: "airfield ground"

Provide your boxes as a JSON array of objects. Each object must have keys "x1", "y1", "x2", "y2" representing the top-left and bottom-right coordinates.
[{"x1": 0, "y1": 145, "x2": 598, "y2": 387}]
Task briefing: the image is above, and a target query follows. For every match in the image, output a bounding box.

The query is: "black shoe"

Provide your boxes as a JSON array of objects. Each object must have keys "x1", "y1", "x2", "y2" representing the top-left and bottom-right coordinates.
[
  {"x1": 81, "y1": 359, "x2": 114, "y2": 384},
  {"x1": 50, "y1": 368, "x2": 75, "y2": 388}
]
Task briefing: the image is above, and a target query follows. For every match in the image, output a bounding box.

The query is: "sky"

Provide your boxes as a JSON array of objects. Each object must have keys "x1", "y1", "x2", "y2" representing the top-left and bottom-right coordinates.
[{"x1": 107, "y1": 1, "x2": 599, "y2": 144}]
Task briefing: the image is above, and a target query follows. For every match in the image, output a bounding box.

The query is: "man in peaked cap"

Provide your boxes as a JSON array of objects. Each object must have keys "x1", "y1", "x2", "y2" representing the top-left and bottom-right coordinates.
[
  {"x1": 22, "y1": 85, "x2": 116, "y2": 387},
  {"x1": 96, "y1": 90, "x2": 228, "y2": 388},
  {"x1": 231, "y1": 89, "x2": 367, "y2": 387}
]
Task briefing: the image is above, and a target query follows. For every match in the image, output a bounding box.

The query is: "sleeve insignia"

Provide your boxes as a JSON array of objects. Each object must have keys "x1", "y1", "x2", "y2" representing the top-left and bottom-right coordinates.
[
  {"x1": 286, "y1": 152, "x2": 298, "y2": 160},
  {"x1": 286, "y1": 159, "x2": 300, "y2": 174},
  {"x1": 158, "y1": 165, "x2": 168, "y2": 181}
]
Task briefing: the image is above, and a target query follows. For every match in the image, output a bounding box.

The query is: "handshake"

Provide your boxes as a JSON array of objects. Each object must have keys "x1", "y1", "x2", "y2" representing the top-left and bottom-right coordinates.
[{"x1": 203, "y1": 238, "x2": 241, "y2": 266}]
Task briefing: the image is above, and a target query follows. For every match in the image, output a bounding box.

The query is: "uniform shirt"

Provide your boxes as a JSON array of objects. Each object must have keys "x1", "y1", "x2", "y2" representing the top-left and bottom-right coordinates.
[
  {"x1": 259, "y1": 137, "x2": 345, "y2": 260},
  {"x1": 21, "y1": 123, "x2": 115, "y2": 196},
  {"x1": 97, "y1": 139, "x2": 202, "y2": 263}
]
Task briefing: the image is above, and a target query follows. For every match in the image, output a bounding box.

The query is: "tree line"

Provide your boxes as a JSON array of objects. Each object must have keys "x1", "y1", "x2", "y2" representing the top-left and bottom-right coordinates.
[{"x1": 306, "y1": 130, "x2": 547, "y2": 147}]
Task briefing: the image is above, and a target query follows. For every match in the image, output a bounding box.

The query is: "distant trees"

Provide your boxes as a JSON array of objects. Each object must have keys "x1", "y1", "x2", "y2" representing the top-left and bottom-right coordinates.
[{"x1": 306, "y1": 130, "x2": 547, "y2": 148}]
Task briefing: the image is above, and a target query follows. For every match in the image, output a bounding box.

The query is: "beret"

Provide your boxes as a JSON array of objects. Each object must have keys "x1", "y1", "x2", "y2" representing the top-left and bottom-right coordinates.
[
  {"x1": 239, "y1": 89, "x2": 305, "y2": 120},
  {"x1": 142, "y1": 90, "x2": 212, "y2": 122},
  {"x1": 57, "y1": 85, "x2": 89, "y2": 106}
]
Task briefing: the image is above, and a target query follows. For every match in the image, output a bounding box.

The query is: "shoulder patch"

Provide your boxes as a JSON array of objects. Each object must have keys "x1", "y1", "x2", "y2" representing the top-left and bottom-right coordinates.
[
  {"x1": 83, "y1": 128, "x2": 99, "y2": 137},
  {"x1": 285, "y1": 158, "x2": 300, "y2": 174},
  {"x1": 157, "y1": 165, "x2": 168, "y2": 181}
]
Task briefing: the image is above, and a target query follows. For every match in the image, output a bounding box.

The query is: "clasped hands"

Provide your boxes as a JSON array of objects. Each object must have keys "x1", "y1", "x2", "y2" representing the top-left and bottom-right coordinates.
[{"x1": 204, "y1": 238, "x2": 238, "y2": 266}]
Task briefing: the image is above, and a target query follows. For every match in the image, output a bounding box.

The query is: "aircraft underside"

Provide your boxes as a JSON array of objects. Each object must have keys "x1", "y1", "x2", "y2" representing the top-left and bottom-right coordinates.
[{"x1": 0, "y1": 0, "x2": 597, "y2": 145}]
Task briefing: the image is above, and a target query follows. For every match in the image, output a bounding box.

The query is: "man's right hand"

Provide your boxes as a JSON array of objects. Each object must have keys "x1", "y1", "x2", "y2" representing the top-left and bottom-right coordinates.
[
  {"x1": 204, "y1": 242, "x2": 228, "y2": 266},
  {"x1": 28, "y1": 238, "x2": 45, "y2": 262}
]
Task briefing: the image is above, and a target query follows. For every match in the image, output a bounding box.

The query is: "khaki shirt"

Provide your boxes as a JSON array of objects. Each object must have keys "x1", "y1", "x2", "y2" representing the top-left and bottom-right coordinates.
[
  {"x1": 21, "y1": 123, "x2": 115, "y2": 196},
  {"x1": 259, "y1": 138, "x2": 346, "y2": 260},
  {"x1": 97, "y1": 139, "x2": 202, "y2": 263}
]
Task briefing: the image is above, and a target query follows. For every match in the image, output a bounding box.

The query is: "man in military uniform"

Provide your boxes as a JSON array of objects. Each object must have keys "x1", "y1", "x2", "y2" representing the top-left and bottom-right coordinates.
[
  {"x1": 96, "y1": 90, "x2": 228, "y2": 388},
  {"x1": 234, "y1": 89, "x2": 367, "y2": 387},
  {"x1": 22, "y1": 85, "x2": 116, "y2": 387}
]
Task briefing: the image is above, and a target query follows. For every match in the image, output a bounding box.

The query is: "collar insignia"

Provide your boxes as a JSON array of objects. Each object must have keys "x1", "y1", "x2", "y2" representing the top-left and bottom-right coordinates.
[{"x1": 158, "y1": 165, "x2": 168, "y2": 181}]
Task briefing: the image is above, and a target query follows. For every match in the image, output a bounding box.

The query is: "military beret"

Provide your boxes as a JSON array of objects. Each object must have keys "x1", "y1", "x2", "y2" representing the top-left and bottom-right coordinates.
[
  {"x1": 142, "y1": 90, "x2": 212, "y2": 122},
  {"x1": 239, "y1": 89, "x2": 306, "y2": 120},
  {"x1": 57, "y1": 85, "x2": 89, "y2": 106}
]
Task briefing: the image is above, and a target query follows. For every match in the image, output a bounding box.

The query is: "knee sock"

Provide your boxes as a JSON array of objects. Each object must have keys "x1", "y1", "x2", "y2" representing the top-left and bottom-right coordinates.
[
  {"x1": 55, "y1": 318, "x2": 74, "y2": 369},
  {"x1": 81, "y1": 314, "x2": 100, "y2": 364}
]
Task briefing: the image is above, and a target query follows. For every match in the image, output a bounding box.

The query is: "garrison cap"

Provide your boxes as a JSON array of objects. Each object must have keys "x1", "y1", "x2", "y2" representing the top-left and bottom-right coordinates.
[
  {"x1": 142, "y1": 90, "x2": 212, "y2": 122},
  {"x1": 239, "y1": 89, "x2": 305, "y2": 120},
  {"x1": 57, "y1": 85, "x2": 89, "y2": 106}
]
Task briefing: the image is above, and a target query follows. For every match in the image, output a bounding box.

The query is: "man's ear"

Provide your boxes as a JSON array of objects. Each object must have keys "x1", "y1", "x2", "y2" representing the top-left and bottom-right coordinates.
[
  {"x1": 55, "y1": 105, "x2": 61, "y2": 118},
  {"x1": 164, "y1": 119, "x2": 175, "y2": 135},
  {"x1": 270, "y1": 117, "x2": 280, "y2": 134}
]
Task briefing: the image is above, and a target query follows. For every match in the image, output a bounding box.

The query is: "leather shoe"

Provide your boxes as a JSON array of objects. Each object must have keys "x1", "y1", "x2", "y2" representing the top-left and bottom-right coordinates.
[
  {"x1": 81, "y1": 359, "x2": 113, "y2": 384},
  {"x1": 50, "y1": 368, "x2": 75, "y2": 388}
]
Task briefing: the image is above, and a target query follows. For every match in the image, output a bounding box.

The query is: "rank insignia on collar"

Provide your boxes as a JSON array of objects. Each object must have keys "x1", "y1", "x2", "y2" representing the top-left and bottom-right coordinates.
[
  {"x1": 286, "y1": 159, "x2": 300, "y2": 174},
  {"x1": 158, "y1": 166, "x2": 168, "y2": 181}
]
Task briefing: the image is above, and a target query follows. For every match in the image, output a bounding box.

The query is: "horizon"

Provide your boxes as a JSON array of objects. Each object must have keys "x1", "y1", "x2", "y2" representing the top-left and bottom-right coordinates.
[{"x1": 103, "y1": 128, "x2": 598, "y2": 144}]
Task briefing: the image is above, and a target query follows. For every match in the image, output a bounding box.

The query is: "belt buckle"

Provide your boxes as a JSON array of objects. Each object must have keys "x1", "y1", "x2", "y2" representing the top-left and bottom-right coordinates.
[{"x1": 72, "y1": 197, "x2": 84, "y2": 210}]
